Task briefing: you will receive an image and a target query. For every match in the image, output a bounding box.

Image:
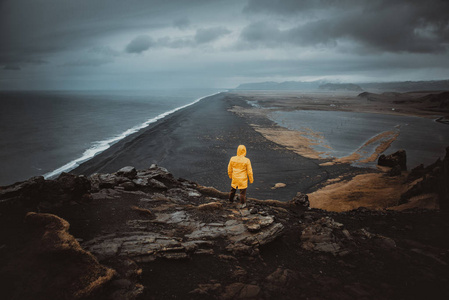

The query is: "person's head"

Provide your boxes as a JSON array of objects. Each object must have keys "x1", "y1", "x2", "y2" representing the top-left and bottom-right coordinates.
[{"x1": 237, "y1": 145, "x2": 246, "y2": 156}]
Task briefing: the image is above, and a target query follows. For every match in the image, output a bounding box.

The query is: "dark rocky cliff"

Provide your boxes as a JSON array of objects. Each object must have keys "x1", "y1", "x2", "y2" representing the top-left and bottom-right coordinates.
[{"x1": 1, "y1": 162, "x2": 449, "y2": 299}]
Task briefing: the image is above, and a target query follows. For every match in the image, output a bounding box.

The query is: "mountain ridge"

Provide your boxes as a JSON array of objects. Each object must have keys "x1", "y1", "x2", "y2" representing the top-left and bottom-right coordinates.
[{"x1": 235, "y1": 79, "x2": 449, "y2": 92}]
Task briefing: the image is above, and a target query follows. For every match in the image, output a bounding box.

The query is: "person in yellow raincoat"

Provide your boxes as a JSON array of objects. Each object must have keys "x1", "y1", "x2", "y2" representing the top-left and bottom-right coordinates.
[{"x1": 228, "y1": 145, "x2": 254, "y2": 208}]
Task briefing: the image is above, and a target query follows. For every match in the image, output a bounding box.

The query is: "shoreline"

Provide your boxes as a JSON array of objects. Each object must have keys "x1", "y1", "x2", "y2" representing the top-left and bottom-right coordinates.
[
  {"x1": 72, "y1": 92, "x2": 366, "y2": 201},
  {"x1": 2, "y1": 90, "x2": 446, "y2": 211},
  {"x1": 44, "y1": 91, "x2": 223, "y2": 180},
  {"x1": 226, "y1": 90, "x2": 449, "y2": 210},
  {"x1": 67, "y1": 89, "x2": 446, "y2": 210},
  {"x1": 230, "y1": 91, "x2": 449, "y2": 167}
]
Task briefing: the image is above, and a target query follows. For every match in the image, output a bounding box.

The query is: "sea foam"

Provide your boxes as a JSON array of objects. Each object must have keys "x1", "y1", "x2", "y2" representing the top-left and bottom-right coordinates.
[{"x1": 44, "y1": 91, "x2": 222, "y2": 179}]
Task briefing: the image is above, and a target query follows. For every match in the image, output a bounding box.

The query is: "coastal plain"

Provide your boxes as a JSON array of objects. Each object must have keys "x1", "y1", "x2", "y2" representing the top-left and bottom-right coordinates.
[{"x1": 74, "y1": 90, "x2": 449, "y2": 211}]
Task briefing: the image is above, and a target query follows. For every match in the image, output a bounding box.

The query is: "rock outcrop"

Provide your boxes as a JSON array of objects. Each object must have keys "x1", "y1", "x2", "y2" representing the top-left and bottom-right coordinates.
[
  {"x1": 1, "y1": 164, "x2": 449, "y2": 299},
  {"x1": 82, "y1": 171, "x2": 286, "y2": 261},
  {"x1": 0, "y1": 172, "x2": 90, "y2": 210},
  {"x1": 400, "y1": 146, "x2": 449, "y2": 209},
  {"x1": 378, "y1": 149, "x2": 407, "y2": 170},
  {"x1": 0, "y1": 212, "x2": 115, "y2": 300},
  {"x1": 89, "y1": 164, "x2": 171, "y2": 192}
]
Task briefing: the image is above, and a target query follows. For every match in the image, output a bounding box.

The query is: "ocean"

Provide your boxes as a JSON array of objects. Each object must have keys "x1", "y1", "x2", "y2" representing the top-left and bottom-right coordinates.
[{"x1": 0, "y1": 89, "x2": 219, "y2": 186}]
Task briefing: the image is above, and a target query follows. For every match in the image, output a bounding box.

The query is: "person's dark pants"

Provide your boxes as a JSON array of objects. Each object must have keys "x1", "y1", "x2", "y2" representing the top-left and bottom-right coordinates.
[{"x1": 229, "y1": 187, "x2": 247, "y2": 204}]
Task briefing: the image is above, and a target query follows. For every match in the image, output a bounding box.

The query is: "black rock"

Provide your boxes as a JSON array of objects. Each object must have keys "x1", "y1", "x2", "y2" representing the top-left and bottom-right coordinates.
[
  {"x1": 388, "y1": 165, "x2": 402, "y2": 176},
  {"x1": 378, "y1": 149, "x2": 407, "y2": 170},
  {"x1": 117, "y1": 166, "x2": 137, "y2": 179},
  {"x1": 290, "y1": 192, "x2": 310, "y2": 207}
]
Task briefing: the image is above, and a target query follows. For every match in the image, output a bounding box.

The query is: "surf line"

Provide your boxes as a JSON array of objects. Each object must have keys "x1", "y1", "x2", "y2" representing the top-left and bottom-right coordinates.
[{"x1": 43, "y1": 91, "x2": 223, "y2": 179}]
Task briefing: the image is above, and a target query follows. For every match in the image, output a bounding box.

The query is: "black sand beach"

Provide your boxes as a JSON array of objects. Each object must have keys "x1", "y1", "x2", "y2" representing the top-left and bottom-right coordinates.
[{"x1": 72, "y1": 92, "x2": 365, "y2": 200}]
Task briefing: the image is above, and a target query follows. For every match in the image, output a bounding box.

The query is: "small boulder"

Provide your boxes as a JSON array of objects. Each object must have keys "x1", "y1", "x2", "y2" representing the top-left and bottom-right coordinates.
[
  {"x1": 89, "y1": 173, "x2": 120, "y2": 189},
  {"x1": 245, "y1": 216, "x2": 274, "y2": 232},
  {"x1": 117, "y1": 166, "x2": 137, "y2": 179},
  {"x1": 271, "y1": 183, "x2": 286, "y2": 189},
  {"x1": 290, "y1": 192, "x2": 310, "y2": 207}
]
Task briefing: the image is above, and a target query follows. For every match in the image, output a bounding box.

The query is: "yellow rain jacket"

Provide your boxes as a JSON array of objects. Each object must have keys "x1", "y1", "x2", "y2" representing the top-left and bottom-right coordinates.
[{"x1": 228, "y1": 145, "x2": 254, "y2": 189}]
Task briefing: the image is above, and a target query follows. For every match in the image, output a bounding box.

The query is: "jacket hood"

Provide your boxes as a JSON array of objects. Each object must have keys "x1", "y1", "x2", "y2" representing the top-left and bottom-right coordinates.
[{"x1": 237, "y1": 145, "x2": 246, "y2": 157}]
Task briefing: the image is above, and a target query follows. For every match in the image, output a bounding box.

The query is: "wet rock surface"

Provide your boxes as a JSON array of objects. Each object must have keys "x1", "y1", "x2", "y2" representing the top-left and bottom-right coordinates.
[{"x1": 1, "y1": 165, "x2": 449, "y2": 299}]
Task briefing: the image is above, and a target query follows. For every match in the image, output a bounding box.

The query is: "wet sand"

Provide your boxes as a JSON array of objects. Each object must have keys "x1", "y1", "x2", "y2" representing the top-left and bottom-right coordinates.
[{"x1": 72, "y1": 93, "x2": 365, "y2": 201}]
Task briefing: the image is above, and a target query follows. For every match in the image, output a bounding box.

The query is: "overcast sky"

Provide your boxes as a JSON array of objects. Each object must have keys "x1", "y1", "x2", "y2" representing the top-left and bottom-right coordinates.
[{"x1": 1, "y1": 0, "x2": 448, "y2": 90}]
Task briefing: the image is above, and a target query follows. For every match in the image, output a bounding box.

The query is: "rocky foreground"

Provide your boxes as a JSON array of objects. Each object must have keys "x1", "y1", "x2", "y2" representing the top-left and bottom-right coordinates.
[{"x1": 1, "y1": 156, "x2": 449, "y2": 299}]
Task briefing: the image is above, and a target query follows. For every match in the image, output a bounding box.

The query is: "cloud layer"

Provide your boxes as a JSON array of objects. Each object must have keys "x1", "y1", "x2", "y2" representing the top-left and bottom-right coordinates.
[
  {"x1": 126, "y1": 35, "x2": 155, "y2": 53},
  {"x1": 0, "y1": 0, "x2": 448, "y2": 89},
  {"x1": 243, "y1": 0, "x2": 449, "y2": 53}
]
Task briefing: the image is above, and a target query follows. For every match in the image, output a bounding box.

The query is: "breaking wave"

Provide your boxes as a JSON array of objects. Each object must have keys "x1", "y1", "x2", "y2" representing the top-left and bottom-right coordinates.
[{"x1": 44, "y1": 91, "x2": 222, "y2": 179}]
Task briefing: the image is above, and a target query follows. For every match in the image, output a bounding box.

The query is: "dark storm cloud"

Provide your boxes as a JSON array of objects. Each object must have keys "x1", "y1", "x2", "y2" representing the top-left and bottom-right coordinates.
[
  {"x1": 240, "y1": 22, "x2": 281, "y2": 44},
  {"x1": 173, "y1": 17, "x2": 191, "y2": 30},
  {"x1": 0, "y1": 0, "x2": 214, "y2": 67},
  {"x1": 156, "y1": 37, "x2": 194, "y2": 48},
  {"x1": 242, "y1": 0, "x2": 449, "y2": 54},
  {"x1": 89, "y1": 46, "x2": 120, "y2": 57},
  {"x1": 194, "y1": 27, "x2": 231, "y2": 44},
  {"x1": 1, "y1": 0, "x2": 448, "y2": 89},
  {"x1": 62, "y1": 57, "x2": 114, "y2": 67},
  {"x1": 243, "y1": 0, "x2": 358, "y2": 15},
  {"x1": 3, "y1": 64, "x2": 21, "y2": 71},
  {"x1": 62, "y1": 46, "x2": 119, "y2": 67},
  {"x1": 239, "y1": 21, "x2": 337, "y2": 49},
  {"x1": 124, "y1": 26, "x2": 231, "y2": 51},
  {"x1": 125, "y1": 35, "x2": 155, "y2": 53}
]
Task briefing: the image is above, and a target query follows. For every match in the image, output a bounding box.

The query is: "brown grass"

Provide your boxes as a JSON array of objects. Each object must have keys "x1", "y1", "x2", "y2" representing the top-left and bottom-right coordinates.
[
  {"x1": 198, "y1": 202, "x2": 223, "y2": 211},
  {"x1": 197, "y1": 185, "x2": 230, "y2": 199},
  {"x1": 308, "y1": 173, "x2": 408, "y2": 212},
  {"x1": 252, "y1": 125, "x2": 328, "y2": 159},
  {"x1": 388, "y1": 193, "x2": 439, "y2": 211},
  {"x1": 131, "y1": 205, "x2": 153, "y2": 216}
]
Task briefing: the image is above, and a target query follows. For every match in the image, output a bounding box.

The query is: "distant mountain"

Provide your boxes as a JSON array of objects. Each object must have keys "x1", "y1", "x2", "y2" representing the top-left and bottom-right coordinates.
[
  {"x1": 319, "y1": 83, "x2": 363, "y2": 92},
  {"x1": 234, "y1": 81, "x2": 323, "y2": 90},
  {"x1": 357, "y1": 90, "x2": 449, "y2": 114},
  {"x1": 234, "y1": 79, "x2": 449, "y2": 93},
  {"x1": 358, "y1": 80, "x2": 449, "y2": 92}
]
